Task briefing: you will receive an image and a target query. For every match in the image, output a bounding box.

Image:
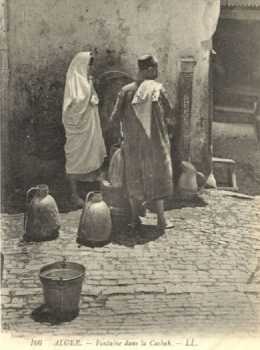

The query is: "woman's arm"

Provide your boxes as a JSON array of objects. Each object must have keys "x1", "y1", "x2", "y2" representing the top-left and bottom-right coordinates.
[{"x1": 109, "y1": 89, "x2": 125, "y2": 125}]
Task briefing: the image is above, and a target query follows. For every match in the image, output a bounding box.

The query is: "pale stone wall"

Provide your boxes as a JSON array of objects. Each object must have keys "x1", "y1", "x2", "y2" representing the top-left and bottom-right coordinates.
[{"x1": 0, "y1": 0, "x2": 9, "y2": 201}]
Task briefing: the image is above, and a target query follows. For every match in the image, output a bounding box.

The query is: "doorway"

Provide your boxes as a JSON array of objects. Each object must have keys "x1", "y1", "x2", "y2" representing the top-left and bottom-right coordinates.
[
  {"x1": 212, "y1": 6, "x2": 260, "y2": 195},
  {"x1": 213, "y1": 11, "x2": 260, "y2": 122}
]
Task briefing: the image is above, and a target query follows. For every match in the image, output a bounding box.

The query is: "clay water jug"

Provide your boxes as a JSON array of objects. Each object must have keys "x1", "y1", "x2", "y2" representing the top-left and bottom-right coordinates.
[
  {"x1": 23, "y1": 184, "x2": 60, "y2": 242},
  {"x1": 101, "y1": 180, "x2": 132, "y2": 232},
  {"x1": 108, "y1": 147, "x2": 124, "y2": 188},
  {"x1": 77, "y1": 191, "x2": 112, "y2": 247},
  {"x1": 177, "y1": 161, "x2": 198, "y2": 198}
]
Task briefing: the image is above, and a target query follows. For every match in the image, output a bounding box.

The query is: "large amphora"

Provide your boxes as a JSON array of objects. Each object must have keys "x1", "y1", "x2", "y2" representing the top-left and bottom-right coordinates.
[
  {"x1": 77, "y1": 191, "x2": 112, "y2": 247},
  {"x1": 177, "y1": 161, "x2": 199, "y2": 198},
  {"x1": 23, "y1": 184, "x2": 60, "y2": 242}
]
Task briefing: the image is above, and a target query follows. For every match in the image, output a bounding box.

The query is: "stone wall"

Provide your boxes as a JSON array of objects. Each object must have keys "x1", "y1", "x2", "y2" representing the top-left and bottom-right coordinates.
[
  {"x1": 4, "y1": 0, "x2": 220, "y2": 206},
  {"x1": 0, "y1": 0, "x2": 9, "y2": 207}
]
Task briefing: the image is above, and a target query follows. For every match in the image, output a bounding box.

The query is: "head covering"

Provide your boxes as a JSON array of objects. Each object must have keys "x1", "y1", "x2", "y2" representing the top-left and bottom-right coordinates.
[
  {"x1": 137, "y1": 55, "x2": 158, "y2": 70},
  {"x1": 62, "y1": 52, "x2": 106, "y2": 175},
  {"x1": 132, "y1": 80, "x2": 162, "y2": 138},
  {"x1": 62, "y1": 51, "x2": 97, "y2": 115}
]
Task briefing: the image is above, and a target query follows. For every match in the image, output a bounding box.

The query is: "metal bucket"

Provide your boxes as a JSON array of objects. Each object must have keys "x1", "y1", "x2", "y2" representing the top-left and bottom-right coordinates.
[{"x1": 39, "y1": 259, "x2": 85, "y2": 322}]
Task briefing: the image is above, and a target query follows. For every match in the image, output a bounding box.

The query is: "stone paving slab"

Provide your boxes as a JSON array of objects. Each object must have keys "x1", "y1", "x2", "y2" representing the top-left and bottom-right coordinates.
[{"x1": 1, "y1": 190, "x2": 260, "y2": 338}]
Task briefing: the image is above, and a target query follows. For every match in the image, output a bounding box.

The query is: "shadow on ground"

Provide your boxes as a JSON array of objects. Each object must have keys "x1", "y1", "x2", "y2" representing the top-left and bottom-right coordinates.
[
  {"x1": 111, "y1": 224, "x2": 164, "y2": 247},
  {"x1": 31, "y1": 304, "x2": 78, "y2": 326},
  {"x1": 164, "y1": 193, "x2": 208, "y2": 210}
]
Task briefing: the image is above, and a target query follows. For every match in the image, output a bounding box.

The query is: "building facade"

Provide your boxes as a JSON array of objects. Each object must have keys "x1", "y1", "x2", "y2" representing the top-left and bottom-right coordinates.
[
  {"x1": 212, "y1": 0, "x2": 260, "y2": 195},
  {"x1": 1, "y1": 0, "x2": 220, "y2": 208}
]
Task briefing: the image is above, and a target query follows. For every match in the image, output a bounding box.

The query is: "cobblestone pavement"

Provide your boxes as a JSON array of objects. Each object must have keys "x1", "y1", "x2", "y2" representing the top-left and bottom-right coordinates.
[{"x1": 1, "y1": 190, "x2": 260, "y2": 340}]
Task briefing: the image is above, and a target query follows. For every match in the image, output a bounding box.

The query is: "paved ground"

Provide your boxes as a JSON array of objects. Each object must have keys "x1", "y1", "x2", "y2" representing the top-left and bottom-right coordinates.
[{"x1": 1, "y1": 190, "x2": 260, "y2": 344}]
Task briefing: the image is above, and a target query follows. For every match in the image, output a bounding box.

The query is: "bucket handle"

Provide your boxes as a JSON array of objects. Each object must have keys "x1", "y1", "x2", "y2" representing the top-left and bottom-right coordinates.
[
  {"x1": 57, "y1": 257, "x2": 67, "y2": 285},
  {"x1": 86, "y1": 191, "x2": 95, "y2": 203},
  {"x1": 26, "y1": 187, "x2": 39, "y2": 203}
]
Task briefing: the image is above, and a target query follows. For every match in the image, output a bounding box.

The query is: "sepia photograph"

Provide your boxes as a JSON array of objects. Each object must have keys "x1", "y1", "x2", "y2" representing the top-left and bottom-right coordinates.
[{"x1": 0, "y1": 1, "x2": 260, "y2": 349}]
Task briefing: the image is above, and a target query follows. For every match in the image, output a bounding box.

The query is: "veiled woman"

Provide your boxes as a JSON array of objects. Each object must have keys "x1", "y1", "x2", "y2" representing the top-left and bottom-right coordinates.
[{"x1": 62, "y1": 52, "x2": 106, "y2": 208}]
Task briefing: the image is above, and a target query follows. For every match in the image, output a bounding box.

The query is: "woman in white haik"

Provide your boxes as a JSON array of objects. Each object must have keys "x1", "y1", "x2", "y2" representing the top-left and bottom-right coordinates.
[{"x1": 62, "y1": 52, "x2": 106, "y2": 208}]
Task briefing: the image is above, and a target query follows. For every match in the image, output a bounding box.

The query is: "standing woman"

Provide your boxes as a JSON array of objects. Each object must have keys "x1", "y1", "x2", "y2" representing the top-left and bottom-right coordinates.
[{"x1": 62, "y1": 52, "x2": 106, "y2": 208}]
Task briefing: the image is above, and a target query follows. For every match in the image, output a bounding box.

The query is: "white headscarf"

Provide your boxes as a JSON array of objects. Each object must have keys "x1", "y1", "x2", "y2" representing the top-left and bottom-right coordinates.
[
  {"x1": 62, "y1": 52, "x2": 98, "y2": 126},
  {"x1": 132, "y1": 80, "x2": 162, "y2": 138}
]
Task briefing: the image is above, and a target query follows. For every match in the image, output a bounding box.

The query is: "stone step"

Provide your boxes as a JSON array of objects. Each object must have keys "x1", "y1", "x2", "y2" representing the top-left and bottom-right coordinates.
[
  {"x1": 212, "y1": 157, "x2": 238, "y2": 191},
  {"x1": 213, "y1": 102, "x2": 258, "y2": 124},
  {"x1": 215, "y1": 105, "x2": 256, "y2": 115}
]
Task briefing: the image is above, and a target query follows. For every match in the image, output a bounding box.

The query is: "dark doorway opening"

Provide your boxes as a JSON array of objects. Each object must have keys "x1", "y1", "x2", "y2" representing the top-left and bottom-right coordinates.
[
  {"x1": 211, "y1": 7, "x2": 260, "y2": 196},
  {"x1": 213, "y1": 12, "x2": 260, "y2": 122}
]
